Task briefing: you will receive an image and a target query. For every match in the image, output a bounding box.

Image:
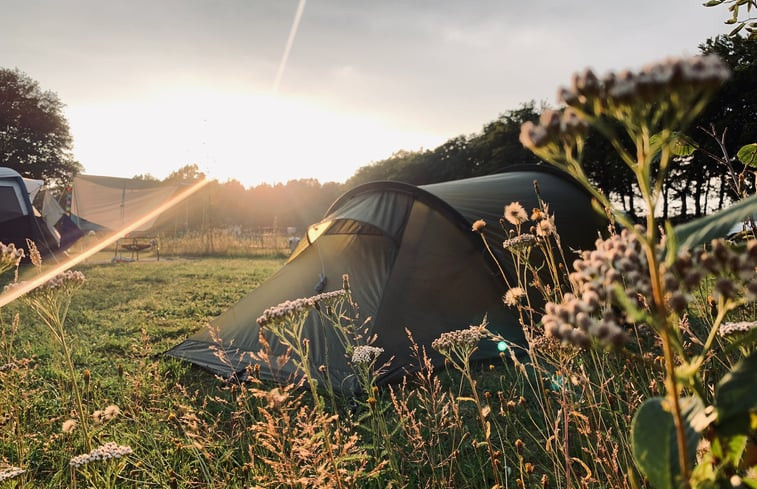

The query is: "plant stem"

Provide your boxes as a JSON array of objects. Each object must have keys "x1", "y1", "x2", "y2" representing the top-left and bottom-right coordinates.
[{"x1": 644, "y1": 238, "x2": 690, "y2": 486}]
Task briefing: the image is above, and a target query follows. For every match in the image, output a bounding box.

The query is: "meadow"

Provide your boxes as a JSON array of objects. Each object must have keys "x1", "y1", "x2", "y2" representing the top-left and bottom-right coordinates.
[
  {"x1": 0, "y1": 228, "x2": 753, "y2": 489},
  {"x1": 1, "y1": 53, "x2": 756, "y2": 489}
]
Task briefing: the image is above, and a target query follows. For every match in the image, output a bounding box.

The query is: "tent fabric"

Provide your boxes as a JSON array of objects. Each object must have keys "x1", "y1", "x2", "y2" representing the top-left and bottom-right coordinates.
[
  {"x1": 167, "y1": 166, "x2": 606, "y2": 393},
  {"x1": 0, "y1": 168, "x2": 61, "y2": 256},
  {"x1": 70, "y1": 174, "x2": 180, "y2": 232}
]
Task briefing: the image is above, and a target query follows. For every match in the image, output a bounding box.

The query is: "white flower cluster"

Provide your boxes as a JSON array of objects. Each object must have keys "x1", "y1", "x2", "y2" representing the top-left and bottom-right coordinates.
[
  {"x1": 43, "y1": 270, "x2": 86, "y2": 290},
  {"x1": 351, "y1": 345, "x2": 384, "y2": 364},
  {"x1": 691, "y1": 239, "x2": 757, "y2": 301},
  {"x1": 0, "y1": 362, "x2": 16, "y2": 372},
  {"x1": 256, "y1": 289, "x2": 346, "y2": 327},
  {"x1": 312, "y1": 289, "x2": 347, "y2": 303},
  {"x1": 666, "y1": 239, "x2": 757, "y2": 311},
  {"x1": 561, "y1": 55, "x2": 730, "y2": 107},
  {"x1": 718, "y1": 321, "x2": 757, "y2": 338},
  {"x1": 503, "y1": 234, "x2": 537, "y2": 252},
  {"x1": 0, "y1": 242, "x2": 25, "y2": 271},
  {"x1": 543, "y1": 229, "x2": 650, "y2": 348},
  {"x1": 519, "y1": 108, "x2": 589, "y2": 150},
  {"x1": 521, "y1": 56, "x2": 731, "y2": 152},
  {"x1": 69, "y1": 442, "x2": 133, "y2": 468},
  {"x1": 432, "y1": 325, "x2": 487, "y2": 353},
  {"x1": 0, "y1": 466, "x2": 25, "y2": 482}
]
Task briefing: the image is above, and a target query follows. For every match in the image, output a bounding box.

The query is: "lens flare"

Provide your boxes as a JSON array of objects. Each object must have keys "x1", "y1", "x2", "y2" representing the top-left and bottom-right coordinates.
[{"x1": 0, "y1": 178, "x2": 209, "y2": 308}]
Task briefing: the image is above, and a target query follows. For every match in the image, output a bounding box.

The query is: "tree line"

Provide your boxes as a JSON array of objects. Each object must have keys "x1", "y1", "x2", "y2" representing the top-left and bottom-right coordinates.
[{"x1": 1, "y1": 35, "x2": 754, "y2": 234}]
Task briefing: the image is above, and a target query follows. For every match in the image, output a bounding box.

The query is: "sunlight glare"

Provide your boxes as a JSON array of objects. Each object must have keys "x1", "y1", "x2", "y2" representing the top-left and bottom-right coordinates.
[
  {"x1": 66, "y1": 88, "x2": 443, "y2": 187},
  {"x1": 0, "y1": 178, "x2": 209, "y2": 309}
]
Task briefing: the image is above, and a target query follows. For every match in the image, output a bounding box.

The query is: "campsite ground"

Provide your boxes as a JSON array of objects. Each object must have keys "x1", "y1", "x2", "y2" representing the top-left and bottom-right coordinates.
[{"x1": 0, "y1": 252, "x2": 751, "y2": 487}]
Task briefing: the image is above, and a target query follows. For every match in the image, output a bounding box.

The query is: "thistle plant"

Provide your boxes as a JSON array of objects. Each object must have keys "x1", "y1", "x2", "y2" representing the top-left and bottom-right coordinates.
[{"x1": 519, "y1": 55, "x2": 757, "y2": 488}]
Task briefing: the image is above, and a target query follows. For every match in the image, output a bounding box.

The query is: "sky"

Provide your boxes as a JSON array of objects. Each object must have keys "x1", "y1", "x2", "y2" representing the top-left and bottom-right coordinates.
[{"x1": 0, "y1": 1, "x2": 734, "y2": 188}]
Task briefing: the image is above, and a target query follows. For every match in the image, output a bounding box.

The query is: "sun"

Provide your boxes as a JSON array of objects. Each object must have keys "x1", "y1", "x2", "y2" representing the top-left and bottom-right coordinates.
[{"x1": 65, "y1": 87, "x2": 444, "y2": 187}]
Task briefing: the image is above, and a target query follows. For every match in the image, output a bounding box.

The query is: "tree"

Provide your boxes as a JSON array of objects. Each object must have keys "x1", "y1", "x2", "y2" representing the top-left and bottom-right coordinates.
[
  {"x1": 0, "y1": 68, "x2": 81, "y2": 183},
  {"x1": 163, "y1": 163, "x2": 206, "y2": 183},
  {"x1": 704, "y1": 0, "x2": 757, "y2": 39},
  {"x1": 132, "y1": 173, "x2": 159, "y2": 181}
]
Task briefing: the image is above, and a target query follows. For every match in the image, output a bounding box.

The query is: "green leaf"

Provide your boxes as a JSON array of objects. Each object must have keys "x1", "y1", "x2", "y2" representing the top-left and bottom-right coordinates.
[
  {"x1": 730, "y1": 22, "x2": 747, "y2": 35},
  {"x1": 664, "y1": 220, "x2": 679, "y2": 267},
  {"x1": 715, "y1": 350, "x2": 757, "y2": 436},
  {"x1": 703, "y1": 0, "x2": 725, "y2": 5},
  {"x1": 711, "y1": 434, "x2": 747, "y2": 467},
  {"x1": 631, "y1": 396, "x2": 702, "y2": 489},
  {"x1": 672, "y1": 192, "x2": 757, "y2": 250},
  {"x1": 650, "y1": 133, "x2": 697, "y2": 157},
  {"x1": 672, "y1": 134, "x2": 697, "y2": 157},
  {"x1": 737, "y1": 143, "x2": 757, "y2": 167}
]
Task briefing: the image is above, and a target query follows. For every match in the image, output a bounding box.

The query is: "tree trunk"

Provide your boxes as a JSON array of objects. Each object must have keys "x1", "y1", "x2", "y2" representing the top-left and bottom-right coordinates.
[
  {"x1": 718, "y1": 174, "x2": 726, "y2": 211},
  {"x1": 694, "y1": 178, "x2": 703, "y2": 217},
  {"x1": 663, "y1": 179, "x2": 669, "y2": 220}
]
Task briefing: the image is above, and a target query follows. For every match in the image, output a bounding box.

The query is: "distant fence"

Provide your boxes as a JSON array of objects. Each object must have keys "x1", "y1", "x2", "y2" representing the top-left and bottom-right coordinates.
[
  {"x1": 158, "y1": 228, "x2": 293, "y2": 258},
  {"x1": 65, "y1": 227, "x2": 296, "y2": 259}
]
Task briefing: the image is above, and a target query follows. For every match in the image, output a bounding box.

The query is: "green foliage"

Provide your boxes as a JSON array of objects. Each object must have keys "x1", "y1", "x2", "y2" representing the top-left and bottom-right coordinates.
[
  {"x1": 672, "y1": 192, "x2": 757, "y2": 248},
  {"x1": 631, "y1": 397, "x2": 702, "y2": 489},
  {"x1": 0, "y1": 68, "x2": 82, "y2": 184},
  {"x1": 715, "y1": 350, "x2": 757, "y2": 436},
  {"x1": 703, "y1": 0, "x2": 757, "y2": 38},
  {"x1": 738, "y1": 143, "x2": 757, "y2": 166}
]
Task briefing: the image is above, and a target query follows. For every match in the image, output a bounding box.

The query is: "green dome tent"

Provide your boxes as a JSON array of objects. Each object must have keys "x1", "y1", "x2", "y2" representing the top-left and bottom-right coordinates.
[{"x1": 167, "y1": 166, "x2": 605, "y2": 393}]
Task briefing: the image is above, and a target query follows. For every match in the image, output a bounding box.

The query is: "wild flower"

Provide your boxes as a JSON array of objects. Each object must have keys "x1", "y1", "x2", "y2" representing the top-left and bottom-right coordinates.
[
  {"x1": 503, "y1": 234, "x2": 537, "y2": 252},
  {"x1": 431, "y1": 324, "x2": 487, "y2": 354},
  {"x1": 535, "y1": 216, "x2": 556, "y2": 237},
  {"x1": 69, "y1": 442, "x2": 133, "y2": 468},
  {"x1": 0, "y1": 465, "x2": 25, "y2": 483},
  {"x1": 103, "y1": 404, "x2": 120, "y2": 421},
  {"x1": 0, "y1": 362, "x2": 16, "y2": 372},
  {"x1": 25, "y1": 239, "x2": 42, "y2": 268},
  {"x1": 472, "y1": 219, "x2": 486, "y2": 232},
  {"x1": 256, "y1": 289, "x2": 346, "y2": 326},
  {"x1": 504, "y1": 202, "x2": 528, "y2": 226},
  {"x1": 519, "y1": 53, "x2": 748, "y2": 487},
  {"x1": 93, "y1": 404, "x2": 121, "y2": 423},
  {"x1": 0, "y1": 242, "x2": 24, "y2": 275},
  {"x1": 62, "y1": 419, "x2": 78, "y2": 433},
  {"x1": 6, "y1": 270, "x2": 87, "y2": 297},
  {"x1": 42, "y1": 270, "x2": 86, "y2": 290},
  {"x1": 351, "y1": 345, "x2": 384, "y2": 365},
  {"x1": 504, "y1": 287, "x2": 526, "y2": 307},
  {"x1": 718, "y1": 321, "x2": 757, "y2": 337}
]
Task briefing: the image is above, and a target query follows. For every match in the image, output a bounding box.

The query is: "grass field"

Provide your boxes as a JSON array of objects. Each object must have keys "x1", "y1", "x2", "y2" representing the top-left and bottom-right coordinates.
[
  {"x1": 1, "y1": 256, "x2": 286, "y2": 487},
  {"x1": 0, "y1": 244, "x2": 753, "y2": 488}
]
